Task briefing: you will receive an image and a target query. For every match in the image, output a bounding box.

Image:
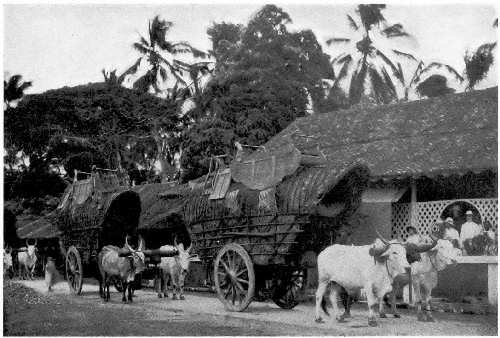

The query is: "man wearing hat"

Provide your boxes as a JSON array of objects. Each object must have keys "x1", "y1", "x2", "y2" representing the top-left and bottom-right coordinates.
[
  {"x1": 460, "y1": 210, "x2": 483, "y2": 253},
  {"x1": 441, "y1": 217, "x2": 460, "y2": 248}
]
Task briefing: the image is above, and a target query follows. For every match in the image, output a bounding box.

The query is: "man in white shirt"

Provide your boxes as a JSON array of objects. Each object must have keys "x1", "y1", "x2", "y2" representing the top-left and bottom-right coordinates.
[
  {"x1": 406, "y1": 226, "x2": 422, "y2": 245},
  {"x1": 460, "y1": 210, "x2": 483, "y2": 254}
]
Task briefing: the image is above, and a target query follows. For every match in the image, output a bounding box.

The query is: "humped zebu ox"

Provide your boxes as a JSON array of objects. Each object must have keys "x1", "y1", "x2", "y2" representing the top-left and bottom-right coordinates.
[
  {"x1": 315, "y1": 234, "x2": 410, "y2": 327},
  {"x1": 98, "y1": 236, "x2": 147, "y2": 302},
  {"x1": 17, "y1": 240, "x2": 38, "y2": 280},
  {"x1": 387, "y1": 236, "x2": 462, "y2": 321},
  {"x1": 156, "y1": 239, "x2": 200, "y2": 300}
]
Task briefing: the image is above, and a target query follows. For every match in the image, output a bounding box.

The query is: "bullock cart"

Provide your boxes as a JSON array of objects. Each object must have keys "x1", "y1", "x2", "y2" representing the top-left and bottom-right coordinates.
[
  {"x1": 55, "y1": 168, "x2": 176, "y2": 295},
  {"x1": 152, "y1": 142, "x2": 370, "y2": 312}
]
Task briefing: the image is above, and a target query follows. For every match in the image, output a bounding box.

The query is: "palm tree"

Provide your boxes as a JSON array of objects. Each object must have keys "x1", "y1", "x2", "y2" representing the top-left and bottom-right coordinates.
[
  {"x1": 4, "y1": 74, "x2": 32, "y2": 108},
  {"x1": 404, "y1": 60, "x2": 463, "y2": 100},
  {"x1": 326, "y1": 4, "x2": 416, "y2": 104},
  {"x1": 463, "y1": 42, "x2": 496, "y2": 91},
  {"x1": 131, "y1": 16, "x2": 207, "y2": 94}
]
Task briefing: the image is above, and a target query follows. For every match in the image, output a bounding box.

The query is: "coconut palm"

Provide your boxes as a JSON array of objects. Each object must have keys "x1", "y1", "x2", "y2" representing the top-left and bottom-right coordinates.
[
  {"x1": 4, "y1": 74, "x2": 32, "y2": 108},
  {"x1": 131, "y1": 15, "x2": 207, "y2": 94},
  {"x1": 404, "y1": 60, "x2": 463, "y2": 100},
  {"x1": 326, "y1": 4, "x2": 416, "y2": 104},
  {"x1": 463, "y1": 42, "x2": 497, "y2": 91}
]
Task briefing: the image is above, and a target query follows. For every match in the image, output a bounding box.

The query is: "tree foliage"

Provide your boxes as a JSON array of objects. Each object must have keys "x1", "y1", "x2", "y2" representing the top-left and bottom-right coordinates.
[
  {"x1": 4, "y1": 83, "x2": 181, "y2": 176},
  {"x1": 4, "y1": 74, "x2": 32, "y2": 108},
  {"x1": 464, "y1": 42, "x2": 497, "y2": 91},
  {"x1": 180, "y1": 5, "x2": 334, "y2": 180},
  {"x1": 327, "y1": 4, "x2": 415, "y2": 104},
  {"x1": 416, "y1": 74, "x2": 455, "y2": 98},
  {"x1": 131, "y1": 15, "x2": 207, "y2": 94}
]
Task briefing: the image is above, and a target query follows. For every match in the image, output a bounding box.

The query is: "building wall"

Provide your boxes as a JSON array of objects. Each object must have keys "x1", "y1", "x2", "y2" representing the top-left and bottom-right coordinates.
[
  {"x1": 434, "y1": 264, "x2": 488, "y2": 300},
  {"x1": 348, "y1": 202, "x2": 393, "y2": 245}
]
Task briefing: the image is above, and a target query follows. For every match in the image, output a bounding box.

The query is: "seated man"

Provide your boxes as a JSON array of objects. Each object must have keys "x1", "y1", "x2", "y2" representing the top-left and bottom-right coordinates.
[{"x1": 460, "y1": 211, "x2": 483, "y2": 254}]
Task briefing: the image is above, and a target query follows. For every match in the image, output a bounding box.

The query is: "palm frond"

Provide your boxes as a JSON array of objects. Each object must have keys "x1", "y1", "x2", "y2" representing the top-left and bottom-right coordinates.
[
  {"x1": 333, "y1": 55, "x2": 352, "y2": 86},
  {"x1": 380, "y1": 66, "x2": 397, "y2": 98},
  {"x1": 18, "y1": 81, "x2": 33, "y2": 92},
  {"x1": 494, "y1": 18, "x2": 498, "y2": 27},
  {"x1": 170, "y1": 42, "x2": 208, "y2": 58},
  {"x1": 331, "y1": 52, "x2": 347, "y2": 64},
  {"x1": 421, "y1": 62, "x2": 464, "y2": 82},
  {"x1": 159, "y1": 67, "x2": 168, "y2": 82},
  {"x1": 117, "y1": 57, "x2": 143, "y2": 84},
  {"x1": 382, "y1": 23, "x2": 410, "y2": 38},
  {"x1": 374, "y1": 48, "x2": 404, "y2": 84},
  {"x1": 133, "y1": 42, "x2": 150, "y2": 55},
  {"x1": 326, "y1": 37, "x2": 351, "y2": 45},
  {"x1": 392, "y1": 49, "x2": 418, "y2": 62},
  {"x1": 335, "y1": 54, "x2": 353, "y2": 66},
  {"x1": 347, "y1": 14, "x2": 359, "y2": 31},
  {"x1": 139, "y1": 35, "x2": 150, "y2": 47},
  {"x1": 409, "y1": 61, "x2": 424, "y2": 87},
  {"x1": 397, "y1": 62, "x2": 405, "y2": 85}
]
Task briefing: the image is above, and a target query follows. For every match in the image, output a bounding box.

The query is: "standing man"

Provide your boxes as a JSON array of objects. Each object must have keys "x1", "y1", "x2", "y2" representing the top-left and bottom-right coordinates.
[
  {"x1": 460, "y1": 210, "x2": 483, "y2": 254},
  {"x1": 406, "y1": 226, "x2": 422, "y2": 245}
]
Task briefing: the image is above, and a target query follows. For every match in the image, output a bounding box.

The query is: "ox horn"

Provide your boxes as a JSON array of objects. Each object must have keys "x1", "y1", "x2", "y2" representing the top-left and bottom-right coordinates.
[
  {"x1": 34, "y1": 239, "x2": 37, "y2": 246},
  {"x1": 26, "y1": 239, "x2": 30, "y2": 247},
  {"x1": 187, "y1": 243, "x2": 192, "y2": 254},
  {"x1": 125, "y1": 236, "x2": 135, "y2": 253},
  {"x1": 375, "y1": 229, "x2": 390, "y2": 245},
  {"x1": 138, "y1": 236, "x2": 145, "y2": 251},
  {"x1": 174, "y1": 236, "x2": 178, "y2": 247}
]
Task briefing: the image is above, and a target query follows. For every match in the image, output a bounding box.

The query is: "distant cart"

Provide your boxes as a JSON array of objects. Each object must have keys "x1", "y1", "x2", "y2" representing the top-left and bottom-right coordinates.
[{"x1": 55, "y1": 168, "x2": 176, "y2": 294}]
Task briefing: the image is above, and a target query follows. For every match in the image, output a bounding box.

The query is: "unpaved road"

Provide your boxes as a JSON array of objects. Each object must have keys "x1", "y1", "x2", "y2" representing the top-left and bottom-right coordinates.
[{"x1": 4, "y1": 278, "x2": 497, "y2": 336}]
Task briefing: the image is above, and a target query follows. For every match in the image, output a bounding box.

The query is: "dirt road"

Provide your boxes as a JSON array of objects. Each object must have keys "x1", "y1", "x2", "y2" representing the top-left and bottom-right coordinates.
[{"x1": 3, "y1": 279, "x2": 497, "y2": 336}]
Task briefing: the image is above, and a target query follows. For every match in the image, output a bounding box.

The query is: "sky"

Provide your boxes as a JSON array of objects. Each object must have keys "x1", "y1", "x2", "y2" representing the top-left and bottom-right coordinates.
[{"x1": 3, "y1": 2, "x2": 499, "y2": 95}]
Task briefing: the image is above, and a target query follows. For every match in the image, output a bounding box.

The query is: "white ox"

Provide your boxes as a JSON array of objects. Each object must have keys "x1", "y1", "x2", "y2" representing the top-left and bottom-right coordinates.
[
  {"x1": 18, "y1": 240, "x2": 38, "y2": 280},
  {"x1": 4, "y1": 247, "x2": 14, "y2": 278},
  {"x1": 388, "y1": 238, "x2": 461, "y2": 321},
  {"x1": 156, "y1": 240, "x2": 200, "y2": 300},
  {"x1": 315, "y1": 237, "x2": 410, "y2": 327}
]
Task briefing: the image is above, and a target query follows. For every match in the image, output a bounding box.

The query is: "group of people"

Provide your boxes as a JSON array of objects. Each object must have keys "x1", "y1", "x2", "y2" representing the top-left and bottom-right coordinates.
[{"x1": 406, "y1": 210, "x2": 497, "y2": 255}]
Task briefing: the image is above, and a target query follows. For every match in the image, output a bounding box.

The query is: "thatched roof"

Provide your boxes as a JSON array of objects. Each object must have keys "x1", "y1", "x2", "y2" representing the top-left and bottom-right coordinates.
[
  {"x1": 263, "y1": 87, "x2": 497, "y2": 181},
  {"x1": 16, "y1": 214, "x2": 61, "y2": 239}
]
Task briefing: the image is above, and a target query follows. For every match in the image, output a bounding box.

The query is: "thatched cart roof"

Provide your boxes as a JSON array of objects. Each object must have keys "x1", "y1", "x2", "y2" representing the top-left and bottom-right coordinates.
[{"x1": 16, "y1": 214, "x2": 61, "y2": 239}]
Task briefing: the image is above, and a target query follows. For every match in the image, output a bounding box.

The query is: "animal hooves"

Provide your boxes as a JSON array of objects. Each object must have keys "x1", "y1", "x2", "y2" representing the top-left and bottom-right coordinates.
[
  {"x1": 394, "y1": 313, "x2": 401, "y2": 318},
  {"x1": 368, "y1": 320, "x2": 378, "y2": 327},
  {"x1": 379, "y1": 313, "x2": 387, "y2": 318},
  {"x1": 158, "y1": 294, "x2": 163, "y2": 298},
  {"x1": 341, "y1": 313, "x2": 351, "y2": 319},
  {"x1": 336, "y1": 317, "x2": 346, "y2": 323},
  {"x1": 315, "y1": 318, "x2": 324, "y2": 323},
  {"x1": 426, "y1": 315, "x2": 435, "y2": 322},
  {"x1": 417, "y1": 314, "x2": 426, "y2": 322},
  {"x1": 179, "y1": 295, "x2": 185, "y2": 300}
]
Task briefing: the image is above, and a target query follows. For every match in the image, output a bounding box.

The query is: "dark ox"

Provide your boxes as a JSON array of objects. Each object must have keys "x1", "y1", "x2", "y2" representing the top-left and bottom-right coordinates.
[{"x1": 98, "y1": 237, "x2": 146, "y2": 303}]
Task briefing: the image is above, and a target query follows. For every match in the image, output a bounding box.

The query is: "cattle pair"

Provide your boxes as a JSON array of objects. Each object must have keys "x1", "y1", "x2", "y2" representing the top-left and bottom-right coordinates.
[
  {"x1": 315, "y1": 232, "x2": 461, "y2": 326},
  {"x1": 97, "y1": 236, "x2": 198, "y2": 303}
]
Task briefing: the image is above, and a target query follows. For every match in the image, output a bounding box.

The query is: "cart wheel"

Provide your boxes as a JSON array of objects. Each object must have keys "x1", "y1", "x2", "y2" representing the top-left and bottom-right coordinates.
[
  {"x1": 65, "y1": 246, "x2": 83, "y2": 295},
  {"x1": 214, "y1": 243, "x2": 255, "y2": 312},
  {"x1": 272, "y1": 269, "x2": 306, "y2": 309}
]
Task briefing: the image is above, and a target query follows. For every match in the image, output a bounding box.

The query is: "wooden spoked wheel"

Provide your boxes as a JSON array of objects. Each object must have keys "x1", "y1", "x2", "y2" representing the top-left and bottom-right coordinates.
[
  {"x1": 65, "y1": 246, "x2": 83, "y2": 295},
  {"x1": 272, "y1": 269, "x2": 306, "y2": 309},
  {"x1": 214, "y1": 243, "x2": 255, "y2": 312}
]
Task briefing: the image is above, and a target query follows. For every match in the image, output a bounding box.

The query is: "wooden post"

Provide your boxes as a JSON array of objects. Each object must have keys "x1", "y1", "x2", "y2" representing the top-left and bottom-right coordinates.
[{"x1": 409, "y1": 178, "x2": 417, "y2": 304}]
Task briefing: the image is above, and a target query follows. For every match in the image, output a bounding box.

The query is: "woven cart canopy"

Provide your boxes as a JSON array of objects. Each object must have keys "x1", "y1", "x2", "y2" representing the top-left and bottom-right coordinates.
[{"x1": 17, "y1": 215, "x2": 61, "y2": 239}]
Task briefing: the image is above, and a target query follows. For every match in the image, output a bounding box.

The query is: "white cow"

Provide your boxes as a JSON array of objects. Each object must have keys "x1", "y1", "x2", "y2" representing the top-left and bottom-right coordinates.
[
  {"x1": 388, "y1": 238, "x2": 461, "y2": 321},
  {"x1": 4, "y1": 247, "x2": 14, "y2": 278},
  {"x1": 315, "y1": 236, "x2": 410, "y2": 327},
  {"x1": 157, "y1": 240, "x2": 200, "y2": 300},
  {"x1": 18, "y1": 240, "x2": 38, "y2": 280}
]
